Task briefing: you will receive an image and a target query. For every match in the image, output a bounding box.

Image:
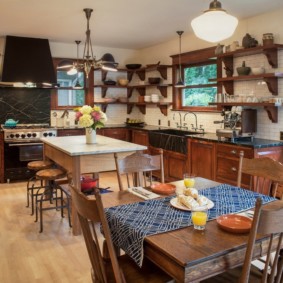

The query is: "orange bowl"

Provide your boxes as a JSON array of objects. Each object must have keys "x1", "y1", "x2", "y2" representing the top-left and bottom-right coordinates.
[
  {"x1": 150, "y1": 183, "x2": 176, "y2": 195},
  {"x1": 216, "y1": 214, "x2": 252, "y2": 233}
]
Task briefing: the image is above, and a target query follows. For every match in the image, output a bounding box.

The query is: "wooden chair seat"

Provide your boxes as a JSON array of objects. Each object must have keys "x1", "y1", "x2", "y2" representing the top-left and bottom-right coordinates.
[
  {"x1": 69, "y1": 185, "x2": 173, "y2": 283},
  {"x1": 36, "y1": 168, "x2": 66, "y2": 181},
  {"x1": 202, "y1": 198, "x2": 283, "y2": 283},
  {"x1": 27, "y1": 160, "x2": 53, "y2": 171}
]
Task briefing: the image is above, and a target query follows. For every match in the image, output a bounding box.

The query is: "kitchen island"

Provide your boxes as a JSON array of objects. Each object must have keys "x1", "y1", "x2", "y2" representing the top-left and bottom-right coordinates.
[{"x1": 41, "y1": 134, "x2": 147, "y2": 235}]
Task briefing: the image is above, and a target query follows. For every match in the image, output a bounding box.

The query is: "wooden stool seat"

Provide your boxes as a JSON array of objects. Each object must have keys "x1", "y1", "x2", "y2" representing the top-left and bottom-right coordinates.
[
  {"x1": 36, "y1": 169, "x2": 66, "y2": 181},
  {"x1": 27, "y1": 160, "x2": 53, "y2": 171}
]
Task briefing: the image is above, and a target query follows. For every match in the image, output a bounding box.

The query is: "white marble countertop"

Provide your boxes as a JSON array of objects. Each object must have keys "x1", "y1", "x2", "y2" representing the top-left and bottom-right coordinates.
[{"x1": 41, "y1": 135, "x2": 147, "y2": 156}]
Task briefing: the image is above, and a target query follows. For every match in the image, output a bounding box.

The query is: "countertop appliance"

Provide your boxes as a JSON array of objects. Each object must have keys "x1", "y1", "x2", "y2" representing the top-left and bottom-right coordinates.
[
  {"x1": 215, "y1": 109, "x2": 257, "y2": 142},
  {"x1": 1, "y1": 124, "x2": 57, "y2": 182}
]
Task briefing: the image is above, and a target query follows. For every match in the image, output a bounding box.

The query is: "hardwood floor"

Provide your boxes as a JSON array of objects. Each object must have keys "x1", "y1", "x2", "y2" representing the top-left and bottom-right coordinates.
[{"x1": 0, "y1": 171, "x2": 119, "y2": 283}]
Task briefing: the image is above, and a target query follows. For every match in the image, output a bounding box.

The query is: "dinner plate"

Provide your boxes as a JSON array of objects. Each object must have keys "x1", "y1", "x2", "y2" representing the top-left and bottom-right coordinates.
[
  {"x1": 216, "y1": 214, "x2": 252, "y2": 233},
  {"x1": 170, "y1": 197, "x2": 214, "y2": 211},
  {"x1": 150, "y1": 183, "x2": 176, "y2": 195}
]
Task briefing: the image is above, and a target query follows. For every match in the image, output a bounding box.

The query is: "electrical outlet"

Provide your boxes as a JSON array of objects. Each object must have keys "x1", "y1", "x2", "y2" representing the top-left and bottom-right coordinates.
[{"x1": 280, "y1": 132, "x2": 283, "y2": 140}]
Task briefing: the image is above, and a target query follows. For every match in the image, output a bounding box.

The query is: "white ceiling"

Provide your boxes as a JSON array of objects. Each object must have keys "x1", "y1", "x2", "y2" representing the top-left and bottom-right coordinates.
[{"x1": 0, "y1": 0, "x2": 283, "y2": 50}]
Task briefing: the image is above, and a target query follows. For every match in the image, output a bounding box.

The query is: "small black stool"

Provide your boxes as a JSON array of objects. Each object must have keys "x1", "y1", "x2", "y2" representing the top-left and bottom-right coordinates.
[
  {"x1": 34, "y1": 168, "x2": 72, "y2": 233},
  {"x1": 27, "y1": 160, "x2": 53, "y2": 215}
]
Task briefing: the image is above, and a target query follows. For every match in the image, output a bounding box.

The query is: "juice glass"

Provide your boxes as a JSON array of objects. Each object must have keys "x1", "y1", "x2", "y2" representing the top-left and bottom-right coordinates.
[
  {"x1": 183, "y1": 173, "x2": 195, "y2": 188},
  {"x1": 191, "y1": 208, "x2": 208, "y2": 230}
]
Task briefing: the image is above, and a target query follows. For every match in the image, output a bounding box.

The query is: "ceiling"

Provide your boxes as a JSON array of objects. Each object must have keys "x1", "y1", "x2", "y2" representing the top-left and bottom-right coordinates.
[{"x1": 0, "y1": 0, "x2": 283, "y2": 50}]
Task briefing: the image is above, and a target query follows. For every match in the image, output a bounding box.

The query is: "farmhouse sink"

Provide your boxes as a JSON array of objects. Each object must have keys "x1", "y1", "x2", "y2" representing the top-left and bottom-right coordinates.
[{"x1": 153, "y1": 128, "x2": 204, "y2": 136}]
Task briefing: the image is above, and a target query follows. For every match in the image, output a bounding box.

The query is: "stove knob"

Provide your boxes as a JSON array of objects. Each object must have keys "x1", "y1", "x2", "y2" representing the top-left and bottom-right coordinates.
[
  {"x1": 15, "y1": 134, "x2": 20, "y2": 138},
  {"x1": 10, "y1": 134, "x2": 14, "y2": 138},
  {"x1": 27, "y1": 133, "x2": 32, "y2": 138},
  {"x1": 48, "y1": 132, "x2": 53, "y2": 136},
  {"x1": 32, "y1": 133, "x2": 37, "y2": 137},
  {"x1": 21, "y1": 134, "x2": 26, "y2": 139},
  {"x1": 43, "y1": 133, "x2": 48, "y2": 137}
]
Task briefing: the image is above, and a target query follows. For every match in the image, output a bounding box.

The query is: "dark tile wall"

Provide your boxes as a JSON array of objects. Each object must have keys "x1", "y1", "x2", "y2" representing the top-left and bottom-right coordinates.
[{"x1": 0, "y1": 88, "x2": 50, "y2": 124}]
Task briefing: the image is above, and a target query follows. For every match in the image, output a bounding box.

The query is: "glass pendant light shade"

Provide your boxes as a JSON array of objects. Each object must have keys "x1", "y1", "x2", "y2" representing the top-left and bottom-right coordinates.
[{"x1": 191, "y1": 0, "x2": 238, "y2": 43}]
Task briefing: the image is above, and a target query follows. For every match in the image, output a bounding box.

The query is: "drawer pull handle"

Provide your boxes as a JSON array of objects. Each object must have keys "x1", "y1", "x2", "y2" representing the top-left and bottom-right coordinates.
[
  {"x1": 231, "y1": 150, "x2": 237, "y2": 154},
  {"x1": 231, "y1": 167, "x2": 237, "y2": 172}
]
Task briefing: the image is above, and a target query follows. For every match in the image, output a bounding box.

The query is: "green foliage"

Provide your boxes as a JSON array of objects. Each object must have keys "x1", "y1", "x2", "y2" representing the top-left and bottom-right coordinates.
[{"x1": 183, "y1": 64, "x2": 217, "y2": 106}]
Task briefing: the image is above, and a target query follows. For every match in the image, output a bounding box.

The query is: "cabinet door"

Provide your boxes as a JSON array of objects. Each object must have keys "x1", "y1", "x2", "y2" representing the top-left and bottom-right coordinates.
[
  {"x1": 131, "y1": 130, "x2": 149, "y2": 153},
  {"x1": 215, "y1": 144, "x2": 253, "y2": 187},
  {"x1": 190, "y1": 139, "x2": 215, "y2": 180},
  {"x1": 166, "y1": 151, "x2": 188, "y2": 182},
  {"x1": 0, "y1": 132, "x2": 4, "y2": 183},
  {"x1": 57, "y1": 129, "x2": 85, "y2": 136},
  {"x1": 103, "y1": 128, "x2": 129, "y2": 141}
]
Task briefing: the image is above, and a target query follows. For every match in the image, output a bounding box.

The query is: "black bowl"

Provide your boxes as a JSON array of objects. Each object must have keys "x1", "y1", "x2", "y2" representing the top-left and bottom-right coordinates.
[
  {"x1": 103, "y1": 80, "x2": 116, "y2": 85},
  {"x1": 125, "y1": 64, "x2": 142, "y2": 70},
  {"x1": 148, "y1": 77, "x2": 161, "y2": 84}
]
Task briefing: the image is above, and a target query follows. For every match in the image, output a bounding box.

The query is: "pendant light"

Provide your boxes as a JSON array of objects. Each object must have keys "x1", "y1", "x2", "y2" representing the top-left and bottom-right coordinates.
[
  {"x1": 67, "y1": 40, "x2": 81, "y2": 76},
  {"x1": 191, "y1": 0, "x2": 238, "y2": 43},
  {"x1": 175, "y1": 31, "x2": 185, "y2": 88}
]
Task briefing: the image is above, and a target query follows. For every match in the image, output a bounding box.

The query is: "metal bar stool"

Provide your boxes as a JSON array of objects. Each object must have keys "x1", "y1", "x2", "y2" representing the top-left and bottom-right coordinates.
[
  {"x1": 34, "y1": 168, "x2": 72, "y2": 233},
  {"x1": 26, "y1": 160, "x2": 54, "y2": 215}
]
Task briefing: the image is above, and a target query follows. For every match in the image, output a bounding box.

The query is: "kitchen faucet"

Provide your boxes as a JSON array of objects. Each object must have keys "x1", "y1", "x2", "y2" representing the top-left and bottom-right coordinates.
[
  {"x1": 184, "y1": 112, "x2": 204, "y2": 132},
  {"x1": 173, "y1": 112, "x2": 183, "y2": 129}
]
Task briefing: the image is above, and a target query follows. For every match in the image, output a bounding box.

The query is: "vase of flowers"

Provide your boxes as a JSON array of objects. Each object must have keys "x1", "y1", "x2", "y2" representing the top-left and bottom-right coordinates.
[{"x1": 74, "y1": 105, "x2": 107, "y2": 144}]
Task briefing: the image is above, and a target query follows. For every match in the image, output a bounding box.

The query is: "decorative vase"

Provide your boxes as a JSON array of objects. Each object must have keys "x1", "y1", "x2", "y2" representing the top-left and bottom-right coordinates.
[
  {"x1": 85, "y1": 128, "x2": 96, "y2": 144},
  {"x1": 215, "y1": 44, "x2": 224, "y2": 55}
]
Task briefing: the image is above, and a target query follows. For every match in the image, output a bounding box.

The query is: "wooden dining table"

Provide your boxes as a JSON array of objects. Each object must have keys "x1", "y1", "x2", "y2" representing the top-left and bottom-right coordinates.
[{"x1": 101, "y1": 178, "x2": 281, "y2": 283}]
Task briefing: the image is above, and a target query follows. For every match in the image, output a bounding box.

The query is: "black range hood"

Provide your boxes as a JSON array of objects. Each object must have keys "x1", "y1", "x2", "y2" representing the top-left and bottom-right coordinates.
[{"x1": 1, "y1": 35, "x2": 57, "y2": 87}]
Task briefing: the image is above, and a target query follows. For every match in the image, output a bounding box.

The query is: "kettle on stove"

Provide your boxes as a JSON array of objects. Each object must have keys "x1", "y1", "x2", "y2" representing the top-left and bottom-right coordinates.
[{"x1": 4, "y1": 119, "x2": 19, "y2": 128}]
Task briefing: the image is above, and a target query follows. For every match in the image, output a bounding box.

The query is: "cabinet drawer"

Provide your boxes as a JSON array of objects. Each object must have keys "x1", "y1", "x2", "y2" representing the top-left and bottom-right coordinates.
[{"x1": 217, "y1": 144, "x2": 253, "y2": 159}]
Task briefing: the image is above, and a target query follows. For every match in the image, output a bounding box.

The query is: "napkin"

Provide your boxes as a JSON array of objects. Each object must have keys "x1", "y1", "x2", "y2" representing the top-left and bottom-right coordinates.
[{"x1": 128, "y1": 187, "x2": 160, "y2": 200}]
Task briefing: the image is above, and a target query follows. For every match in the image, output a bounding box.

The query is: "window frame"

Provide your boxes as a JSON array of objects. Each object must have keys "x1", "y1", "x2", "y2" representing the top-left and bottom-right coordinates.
[
  {"x1": 171, "y1": 46, "x2": 222, "y2": 112},
  {"x1": 51, "y1": 58, "x2": 94, "y2": 110}
]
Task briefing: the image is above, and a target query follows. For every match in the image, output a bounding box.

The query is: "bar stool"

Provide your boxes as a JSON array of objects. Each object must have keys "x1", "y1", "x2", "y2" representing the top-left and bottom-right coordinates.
[
  {"x1": 26, "y1": 160, "x2": 54, "y2": 215},
  {"x1": 34, "y1": 168, "x2": 72, "y2": 233}
]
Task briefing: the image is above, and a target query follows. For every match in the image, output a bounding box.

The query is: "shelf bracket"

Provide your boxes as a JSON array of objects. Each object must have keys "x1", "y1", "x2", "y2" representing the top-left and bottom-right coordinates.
[
  {"x1": 100, "y1": 104, "x2": 108, "y2": 113},
  {"x1": 135, "y1": 70, "x2": 145, "y2": 81},
  {"x1": 127, "y1": 104, "x2": 134, "y2": 114},
  {"x1": 127, "y1": 88, "x2": 134, "y2": 98},
  {"x1": 136, "y1": 104, "x2": 146, "y2": 115},
  {"x1": 158, "y1": 104, "x2": 169, "y2": 115},
  {"x1": 127, "y1": 72, "x2": 134, "y2": 82},
  {"x1": 101, "y1": 70, "x2": 108, "y2": 81},
  {"x1": 101, "y1": 87, "x2": 108, "y2": 98},
  {"x1": 264, "y1": 106, "x2": 278, "y2": 123},
  {"x1": 157, "y1": 85, "x2": 168, "y2": 98},
  {"x1": 157, "y1": 66, "x2": 168, "y2": 79},
  {"x1": 136, "y1": 87, "x2": 145, "y2": 96},
  {"x1": 222, "y1": 57, "x2": 233, "y2": 72},
  {"x1": 222, "y1": 81, "x2": 234, "y2": 95},
  {"x1": 263, "y1": 77, "x2": 278, "y2": 95},
  {"x1": 263, "y1": 49, "x2": 278, "y2": 68}
]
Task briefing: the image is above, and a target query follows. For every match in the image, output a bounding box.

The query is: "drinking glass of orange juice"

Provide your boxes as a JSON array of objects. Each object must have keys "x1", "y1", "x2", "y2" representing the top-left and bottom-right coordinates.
[
  {"x1": 191, "y1": 208, "x2": 208, "y2": 230},
  {"x1": 183, "y1": 173, "x2": 195, "y2": 188}
]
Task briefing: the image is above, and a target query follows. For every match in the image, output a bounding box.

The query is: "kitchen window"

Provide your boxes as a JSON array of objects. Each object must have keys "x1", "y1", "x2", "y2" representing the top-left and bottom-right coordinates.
[
  {"x1": 182, "y1": 62, "x2": 217, "y2": 107},
  {"x1": 172, "y1": 46, "x2": 221, "y2": 112}
]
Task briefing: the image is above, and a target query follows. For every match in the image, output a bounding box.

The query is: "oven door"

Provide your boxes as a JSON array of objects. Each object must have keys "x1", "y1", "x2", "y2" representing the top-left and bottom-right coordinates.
[
  {"x1": 4, "y1": 142, "x2": 43, "y2": 182},
  {"x1": 8, "y1": 143, "x2": 43, "y2": 161}
]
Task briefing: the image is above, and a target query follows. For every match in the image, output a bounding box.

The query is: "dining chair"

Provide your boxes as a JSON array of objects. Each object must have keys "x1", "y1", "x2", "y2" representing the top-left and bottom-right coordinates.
[
  {"x1": 237, "y1": 151, "x2": 283, "y2": 198},
  {"x1": 114, "y1": 149, "x2": 164, "y2": 191},
  {"x1": 202, "y1": 198, "x2": 283, "y2": 283},
  {"x1": 69, "y1": 184, "x2": 173, "y2": 283}
]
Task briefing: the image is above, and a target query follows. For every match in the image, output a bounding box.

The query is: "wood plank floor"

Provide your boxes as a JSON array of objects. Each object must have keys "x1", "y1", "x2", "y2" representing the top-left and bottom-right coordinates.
[{"x1": 0, "y1": 171, "x2": 119, "y2": 283}]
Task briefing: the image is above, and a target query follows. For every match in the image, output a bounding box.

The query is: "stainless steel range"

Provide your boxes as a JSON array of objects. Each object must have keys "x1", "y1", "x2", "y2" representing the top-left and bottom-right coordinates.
[
  {"x1": 2, "y1": 124, "x2": 57, "y2": 182},
  {"x1": 2, "y1": 123, "x2": 57, "y2": 143}
]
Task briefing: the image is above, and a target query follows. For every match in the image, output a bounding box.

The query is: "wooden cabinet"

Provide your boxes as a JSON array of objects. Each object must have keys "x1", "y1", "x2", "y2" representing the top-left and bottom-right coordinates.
[
  {"x1": 131, "y1": 129, "x2": 149, "y2": 153},
  {"x1": 0, "y1": 131, "x2": 4, "y2": 183},
  {"x1": 150, "y1": 146, "x2": 188, "y2": 182},
  {"x1": 189, "y1": 139, "x2": 215, "y2": 180},
  {"x1": 57, "y1": 128, "x2": 85, "y2": 136},
  {"x1": 102, "y1": 128, "x2": 129, "y2": 141},
  {"x1": 215, "y1": 144, "x2": 253, "y2": 187}
]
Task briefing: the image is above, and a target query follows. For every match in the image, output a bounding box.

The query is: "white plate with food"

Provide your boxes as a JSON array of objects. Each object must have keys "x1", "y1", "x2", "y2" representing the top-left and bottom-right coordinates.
[{"x1": 170, "y1": 196, "x2": 214, "y2": 211}]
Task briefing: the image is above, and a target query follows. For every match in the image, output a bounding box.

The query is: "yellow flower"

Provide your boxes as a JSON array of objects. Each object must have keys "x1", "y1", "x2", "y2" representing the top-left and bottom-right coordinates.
[
  {"x1": 79, "y1": 114, "x2": 94, "y2": 128},
  {"x1": 80, "y1": 105, "x2": 93, "y2": 115}
]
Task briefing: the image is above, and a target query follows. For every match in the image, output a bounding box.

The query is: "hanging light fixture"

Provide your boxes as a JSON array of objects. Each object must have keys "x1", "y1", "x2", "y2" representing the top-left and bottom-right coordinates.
[
  {"x1": 175, "y1": 31, "x2": 185, "y2": 88},
  {"x1": 57, "y1": 8, "x2": 118, "y2": 78},
  {"x1": 191, "y1": 0, "x2": 238, "y2": 43}
]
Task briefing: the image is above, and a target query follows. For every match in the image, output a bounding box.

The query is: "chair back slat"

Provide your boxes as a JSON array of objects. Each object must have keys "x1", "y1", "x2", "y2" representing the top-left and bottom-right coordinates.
[
  {"x1": 237, "y1": 151, "x2": 283, "y2": 197},
  {"x1": 114, "y1": 149, "x2": 164, "y2": 191},
  {"x1": 70, "y1": 185, "x2": 125, "y2": 283},
  {"x1": 239, "y1": 199, "x2": 283, "y2": 283}
]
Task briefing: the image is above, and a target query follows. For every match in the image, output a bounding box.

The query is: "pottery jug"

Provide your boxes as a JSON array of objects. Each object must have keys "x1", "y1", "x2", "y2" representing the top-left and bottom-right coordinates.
[
  {"x1": 236, "y1": 61, "x2": 251, "y2": 76},
  {"x1": 242, "y1": 33, "x2": 252, "y2": 48},
  {"x1": 215, "y1": 44, "x2": 224, "y2": 55}
]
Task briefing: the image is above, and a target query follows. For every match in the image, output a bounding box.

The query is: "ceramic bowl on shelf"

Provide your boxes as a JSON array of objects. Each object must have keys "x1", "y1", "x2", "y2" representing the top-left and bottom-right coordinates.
[
  {"x1": 118, "y1": 79, "x2": 129, "y2": 86},
  {"x1": 148, "y1": 77, "x2": 161, "y2": 84},
  {"x1": 144, "y1": 95, "x2": 151, "y2": 102},
  {"x1": 125, "y1": 64, "x2": 142, "y2": 70},
  {"x1": 251, "y1": 67, "x2": 265, "y2": 75}
]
